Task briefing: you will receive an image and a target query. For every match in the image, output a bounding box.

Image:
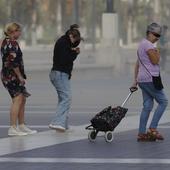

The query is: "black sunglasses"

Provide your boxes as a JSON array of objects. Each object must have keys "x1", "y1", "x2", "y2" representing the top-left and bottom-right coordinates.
[{"x1": 151, "y1": 32, "x2": 160, "y2": 38}]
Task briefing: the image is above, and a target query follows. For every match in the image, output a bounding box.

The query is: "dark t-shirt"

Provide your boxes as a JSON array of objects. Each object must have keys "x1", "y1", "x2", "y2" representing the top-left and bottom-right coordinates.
[{"x1": 1, "y1": 38, "x2": 26, "y2": 79}]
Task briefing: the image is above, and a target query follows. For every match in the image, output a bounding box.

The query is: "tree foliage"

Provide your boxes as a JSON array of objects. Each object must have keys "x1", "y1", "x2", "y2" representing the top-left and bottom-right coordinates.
[{"x1": 0, "y1": 0, "x2": 169, "y2": 45}]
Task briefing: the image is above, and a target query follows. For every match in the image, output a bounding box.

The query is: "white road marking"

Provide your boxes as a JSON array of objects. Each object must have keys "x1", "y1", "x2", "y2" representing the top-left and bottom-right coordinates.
[
  {"x1": 0, "y1": 110, "x2": 169, "y2": 157},
  {"x1": 0, "y1": 105, "x2": 142, "y2": 109},
  {"x1": 0, "y1": 110, "x2": 95, "y2": 114},
  {"x1": 0, "y1": 125, "x2": 49, "y2": 128},
  {"x1": 0, "y1": 158, "x2": 170, "y2": 164},
  {"x1": 0, "y1": 125, "x2": 89, "y2": 156},
  {"x1": 0, "y1": 125, "x2": 168, "y2": 129},
  {"x1": 158, "y1": 125, "x2": 170, "y2": 128}
]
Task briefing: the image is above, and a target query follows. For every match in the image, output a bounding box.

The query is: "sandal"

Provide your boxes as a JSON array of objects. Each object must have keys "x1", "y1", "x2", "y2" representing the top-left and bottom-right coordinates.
[
  {"x1": 137, "y1": 133, "x2": 156, "y2": 142},
  {"x1": 147, "y1": 128, "x2": 164, "y2": 140}
]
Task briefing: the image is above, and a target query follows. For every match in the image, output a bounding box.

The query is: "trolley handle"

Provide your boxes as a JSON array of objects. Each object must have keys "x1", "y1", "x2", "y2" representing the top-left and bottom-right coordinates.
[
  {"x1": 121, "y1": 86, "x2": 138, "y2": 107},
  {"x1": 130, "y1": 86, "x2": 138, "y2": 93}
]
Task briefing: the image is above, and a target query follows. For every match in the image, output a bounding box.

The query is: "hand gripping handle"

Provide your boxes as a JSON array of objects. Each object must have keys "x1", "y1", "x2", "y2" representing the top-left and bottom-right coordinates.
[
  {"x1": 121, "y1": 86, "x2": 138, "y2": 107},
  {"x1": 130, "y1": 86, "x2": 138, "y2": 93}
]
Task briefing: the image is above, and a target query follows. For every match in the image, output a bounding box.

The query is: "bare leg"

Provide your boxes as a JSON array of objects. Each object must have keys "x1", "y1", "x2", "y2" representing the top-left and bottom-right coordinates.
[
  {"x1": 17, "y1": 96, "x2": 37, "y2": 134},
  {"x1": 18, "y1": 95, "x2": 26, "y2": 125},
  {"x1": 10, "y1": 94, "x2": 23, "y2": 127}
]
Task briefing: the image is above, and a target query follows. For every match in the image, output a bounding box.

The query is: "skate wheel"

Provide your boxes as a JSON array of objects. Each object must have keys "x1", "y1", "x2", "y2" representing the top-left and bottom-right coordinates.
[
  {"x1": 88, "y1": 130, "x2": 96, "y2": 142},
  {"x1": 105, "y1": 131, "x2": 114, "y2": 142}
]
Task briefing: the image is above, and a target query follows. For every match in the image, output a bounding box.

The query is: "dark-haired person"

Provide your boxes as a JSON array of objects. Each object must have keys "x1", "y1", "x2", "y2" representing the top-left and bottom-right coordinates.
[
  {"x1": 132, "y1": 23, "x2": 168, "y2": 141},
  {"x1": 70, "y1": 24, "x2": 79, "y2": 30},
  {"x1": 1, "y1": 22, "x2": 37, "y2": 136},
  {"x1": 49, "y1": 28, "x2": 81, "y2": 132},
  {"x1": 65, "y1": 24, "x2": 83, "y2": 48}
]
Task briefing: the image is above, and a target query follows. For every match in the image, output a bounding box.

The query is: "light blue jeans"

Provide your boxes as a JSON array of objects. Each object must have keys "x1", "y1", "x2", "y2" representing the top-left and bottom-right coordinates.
[
  {"x1": 138, "y1": 82, "x2": 168, "y2": 134},
  {"x1": 49, "y1": 70, "x2": 71, "y2": 128}
]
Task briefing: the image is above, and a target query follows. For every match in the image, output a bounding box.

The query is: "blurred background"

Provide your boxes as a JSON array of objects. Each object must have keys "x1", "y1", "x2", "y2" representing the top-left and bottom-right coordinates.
[
  {"x1": 0, "y1": 0, "x2": 170, "y2": 73},
  {"x1": 0, "y1": 0, "x2": 170, "y2": 136}
]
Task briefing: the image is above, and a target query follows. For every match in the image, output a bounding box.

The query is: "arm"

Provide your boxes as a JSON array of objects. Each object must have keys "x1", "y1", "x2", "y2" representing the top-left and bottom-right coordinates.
[
  {"x1": 56, "y1": 39, "x2": 79, "y2": 62},
  {"x1": 6, "y1": 41, "x2": 25, "y2": 84},
  {"x1": 13, "y1": 67, "x2": 25, "y2": 85},
  {"x1": 132, "y1": 59, "x2": 139, "y2": 87},
  {"x1": 71, "y1": 47, "x2": 80, "y2": 54},
  {"x1": 10, "y1": 52, "x2": 25, "y2": 85},
  {"x1": 147, "y1": 49, "x2": 160, "y2": 65}
]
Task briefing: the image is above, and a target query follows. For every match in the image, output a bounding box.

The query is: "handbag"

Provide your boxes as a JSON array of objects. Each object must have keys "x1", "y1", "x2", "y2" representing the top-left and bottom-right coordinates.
[
  {"x1": 137, "y1": 51, "x2": 163, "y2": 90},
  {"x1": 152, "y1": 75, "x2": 163, "y2": 90}
]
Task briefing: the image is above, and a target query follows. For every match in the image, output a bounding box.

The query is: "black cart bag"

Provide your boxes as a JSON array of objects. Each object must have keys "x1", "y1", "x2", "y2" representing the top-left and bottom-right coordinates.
[
  {"x1": 86, "y1": 87, "x2": 137, "y2": 132},
  {"x1": 90, "y1": 106, "x2": 128, "y2": 131}
]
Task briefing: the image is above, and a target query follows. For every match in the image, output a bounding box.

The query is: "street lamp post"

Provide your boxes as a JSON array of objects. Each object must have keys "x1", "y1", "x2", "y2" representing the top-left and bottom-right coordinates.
[
  {"x1": 73, "y1": 0, "x2": 79, "y2": 25},
  {"x1": 92, "y1": 0, "x2": 96, "y2": 51},
  {"x1": 100, "y1": 0, "x2": 121, "y2": 72},
  {"x1": 106, "y1": 0, "x2": 114, "y2": 13}
]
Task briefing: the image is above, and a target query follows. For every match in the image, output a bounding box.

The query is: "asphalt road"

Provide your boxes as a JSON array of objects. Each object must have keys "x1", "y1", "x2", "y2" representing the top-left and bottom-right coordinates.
[{"x1": 0, "y1": 69, "x2": 170, "y2": 170}]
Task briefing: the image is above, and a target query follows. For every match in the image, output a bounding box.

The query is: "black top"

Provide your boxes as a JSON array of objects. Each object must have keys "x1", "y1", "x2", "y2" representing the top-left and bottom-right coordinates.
[
  {"x1": 1, "y1": 38, "x2": 27, "y2": 98},
  {"x1": 1, "y1": 38, "x2": 26, "y2": 79},
  {"x1": 51, "y1": 35, "x2": 78, "y2": 78}
]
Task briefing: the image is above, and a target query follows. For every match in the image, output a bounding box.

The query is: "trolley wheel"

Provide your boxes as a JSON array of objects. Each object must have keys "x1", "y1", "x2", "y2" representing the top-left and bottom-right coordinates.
[
  {"x1": 88, "y1": 130, "x2": 97, "y2": 142},
  {"x1": 105, "y1": 131, "x2": 114, "y2": 142}
]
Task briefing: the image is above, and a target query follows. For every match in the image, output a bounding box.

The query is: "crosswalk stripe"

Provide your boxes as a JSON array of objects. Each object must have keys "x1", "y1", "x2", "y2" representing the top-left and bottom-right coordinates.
[
  {"x1": 0, "y1": 110, "x2": 169, "y2": 157},
  {"x1": 0, "y1": 125, "x2": 168, "y2": 129},
  {"x1": 0, "y1": 110, "x2": 95, "y2": 114},
  {"x1": 0, "y1": 125, "x2": 49, "y2": 128},
  {"x1": 0, "y1": 157, "x2": 170, "y2": 164}
]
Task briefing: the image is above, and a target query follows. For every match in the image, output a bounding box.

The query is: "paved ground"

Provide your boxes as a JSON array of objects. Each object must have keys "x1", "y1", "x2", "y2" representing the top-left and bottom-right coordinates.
[{"x1": 0, "y1": 69, "x2": 170, "y2": 170}]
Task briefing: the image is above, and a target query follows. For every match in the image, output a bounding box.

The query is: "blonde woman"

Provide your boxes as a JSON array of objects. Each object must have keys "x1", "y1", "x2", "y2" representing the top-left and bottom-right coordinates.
[{"x1": 1, "y1": 22, "x2": 37, "y2": 136}]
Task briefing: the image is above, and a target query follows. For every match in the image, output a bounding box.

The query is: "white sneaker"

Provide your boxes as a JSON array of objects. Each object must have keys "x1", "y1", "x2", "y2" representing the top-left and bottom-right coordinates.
[
  {"x1": 8, "y1": 126, "x2": 27, "y2": 136},
  {"x1": 19, "y1": 124, "x2": 37, "y2": 135},
  {"x1": 49, "y1": 124, "x2": 66, "y2": 132}
]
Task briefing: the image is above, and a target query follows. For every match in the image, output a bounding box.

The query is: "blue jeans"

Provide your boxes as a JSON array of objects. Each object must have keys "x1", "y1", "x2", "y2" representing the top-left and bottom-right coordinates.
[
  {"x1": 49, "y1": 70, "x2": 71, "y2": 128},
  {"x1": 138, "y1": 82, "x2": 168, "y2": 134}
]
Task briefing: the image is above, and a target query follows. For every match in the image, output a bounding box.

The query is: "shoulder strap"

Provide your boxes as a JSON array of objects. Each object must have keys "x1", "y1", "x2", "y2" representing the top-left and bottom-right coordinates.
[{"x1": 137, "y1": 51, "x2": 152, "y2": 76}]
